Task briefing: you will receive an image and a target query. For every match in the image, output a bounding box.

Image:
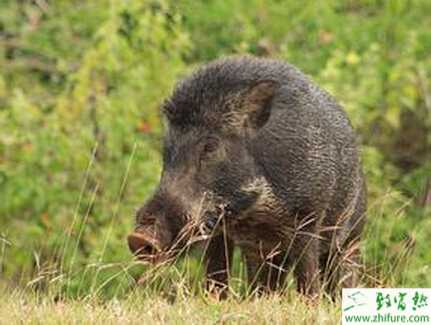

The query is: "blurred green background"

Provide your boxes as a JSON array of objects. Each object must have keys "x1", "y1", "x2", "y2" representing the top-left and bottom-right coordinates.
[{"x1": 0, "y1": 0, "x2": 430, "y2": 298}]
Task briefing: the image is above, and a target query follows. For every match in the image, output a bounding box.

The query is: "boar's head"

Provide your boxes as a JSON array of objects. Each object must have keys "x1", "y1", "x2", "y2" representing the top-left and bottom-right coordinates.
[{"x1": 128, "y1": 58, "x2": 280, "y2": 263}]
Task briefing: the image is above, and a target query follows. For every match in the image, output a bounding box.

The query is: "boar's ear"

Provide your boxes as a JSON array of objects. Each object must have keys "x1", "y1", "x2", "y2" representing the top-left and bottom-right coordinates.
[
  {"x1": 161, "y1": 99, "x2": 176, "y2": 123},
  {"x1": 227, "y1": 80, "x2": 279, "y2": 133}
]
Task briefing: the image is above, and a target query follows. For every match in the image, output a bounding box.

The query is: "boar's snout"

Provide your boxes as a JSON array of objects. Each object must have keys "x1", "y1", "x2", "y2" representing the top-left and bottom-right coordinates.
[
  {"x1": 129, "y1": 192, "x2": 190, "y2": 263},
  {"x1": 127, "y1": 230, "x2": 160, "y2": 260}
]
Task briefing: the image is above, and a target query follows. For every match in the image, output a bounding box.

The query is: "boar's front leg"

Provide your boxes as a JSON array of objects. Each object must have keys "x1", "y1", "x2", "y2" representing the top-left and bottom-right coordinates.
[
  {"x1": 203, "y1": 233, "x2": 234, "y2": 299},
  {"x1": 246, "y1": 259, "x2": 287, "y2": 295},
  {"x1": 242, "y1": 244, "x2": 289, "y2": 295}
]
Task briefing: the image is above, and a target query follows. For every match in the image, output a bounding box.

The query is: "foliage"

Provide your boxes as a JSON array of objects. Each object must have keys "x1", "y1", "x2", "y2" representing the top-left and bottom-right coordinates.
[{"x1": 0, "y1": 0, "x2": 430, "y2": 299}]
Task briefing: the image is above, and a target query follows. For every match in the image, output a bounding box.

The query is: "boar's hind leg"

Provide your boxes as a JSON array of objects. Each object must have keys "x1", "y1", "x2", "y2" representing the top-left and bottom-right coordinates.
[
  {"x1": 321, "y1": 239, "x2": 362, "y2": 300},
  {"x1": 203, "y1": 234, "x2": 234, "y2": 299},
  {"x1": 322, "y1": 185, "x2": 366, "y2": 298},
  {"x1": 290, "y1": 217, "x2": 322, "y2": 299},
  {"x1": 293, "y1": 237, "x2": 321, "y2": 298}
]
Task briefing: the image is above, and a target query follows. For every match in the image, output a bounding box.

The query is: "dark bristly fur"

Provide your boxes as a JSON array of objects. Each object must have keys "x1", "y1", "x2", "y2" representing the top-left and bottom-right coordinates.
[{"x1": 128, "y1": 55, "x2": 367, "y2": 299}]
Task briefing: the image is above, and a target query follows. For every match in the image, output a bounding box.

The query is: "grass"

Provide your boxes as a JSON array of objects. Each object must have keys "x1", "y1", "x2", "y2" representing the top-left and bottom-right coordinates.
[{"x1": 0, "y1": 285, "x2": 340, "y2": 324}]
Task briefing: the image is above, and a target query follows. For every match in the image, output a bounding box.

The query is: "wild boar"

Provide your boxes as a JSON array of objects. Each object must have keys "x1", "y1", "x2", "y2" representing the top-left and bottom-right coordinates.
[{"x1": 128, "y1": 56, "x2": 367, "y2": 299}]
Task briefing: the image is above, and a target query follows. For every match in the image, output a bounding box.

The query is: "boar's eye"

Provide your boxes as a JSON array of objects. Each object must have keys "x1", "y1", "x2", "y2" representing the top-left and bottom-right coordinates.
[{"x1": 200, "y1": 137, "x2": 220, "y2": 161}]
